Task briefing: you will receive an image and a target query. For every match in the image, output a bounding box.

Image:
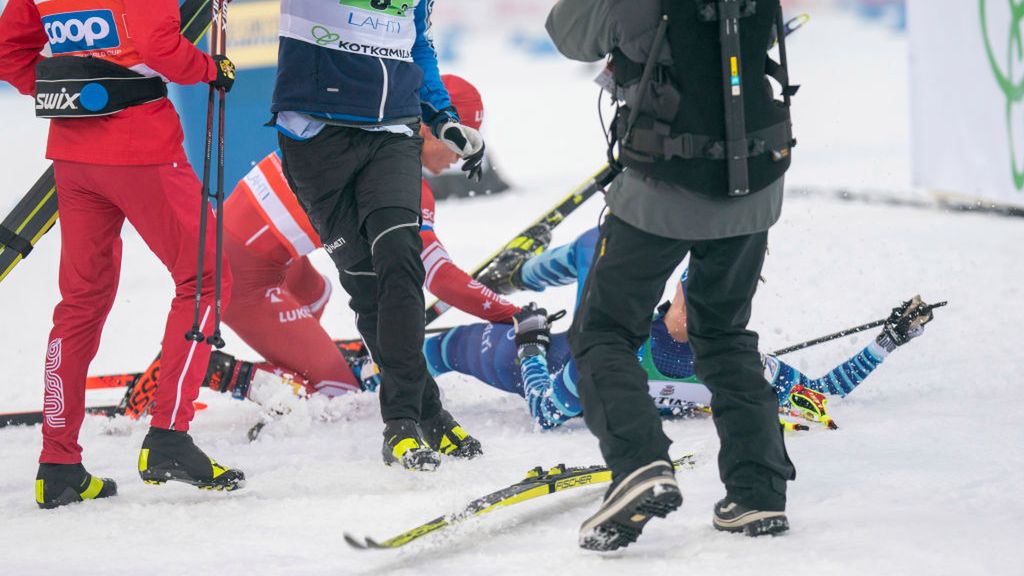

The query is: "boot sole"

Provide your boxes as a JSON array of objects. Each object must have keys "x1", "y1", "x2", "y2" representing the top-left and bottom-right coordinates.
[
  {"x1": 140, "y1": 468, "x2": 245, "y2": 492},
  {"x1": 714, "y1": 511, "x2": 790, "y2": 537},
  {"x1": 579, "y1": 481, "x2": 682, "y2": 552}
]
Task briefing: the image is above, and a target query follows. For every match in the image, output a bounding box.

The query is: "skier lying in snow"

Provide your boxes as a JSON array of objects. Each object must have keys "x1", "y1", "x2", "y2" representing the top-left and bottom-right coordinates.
[{"x1": 424, "y1": 226, "x2": 938, "y2": 429}]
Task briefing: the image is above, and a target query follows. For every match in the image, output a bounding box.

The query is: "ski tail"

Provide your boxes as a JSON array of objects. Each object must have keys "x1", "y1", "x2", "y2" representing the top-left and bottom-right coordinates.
[{"x1": 345, "y1": 453, "x2": 695, "y2": 551}]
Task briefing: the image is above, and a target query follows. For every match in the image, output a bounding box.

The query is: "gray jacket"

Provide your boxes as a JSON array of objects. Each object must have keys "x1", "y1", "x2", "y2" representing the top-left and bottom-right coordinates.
[{"x1": 546, "y1": 0, "x2": 784, "y2": 241}]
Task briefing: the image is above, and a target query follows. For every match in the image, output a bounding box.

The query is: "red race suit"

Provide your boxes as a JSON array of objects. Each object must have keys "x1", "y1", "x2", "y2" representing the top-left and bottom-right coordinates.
[
  {"x1": 0, "y1": 0, "x2": 225, "y2": 463},
  {"x1": 223, "y1": 151, "x2": 519, "y2": 396}
]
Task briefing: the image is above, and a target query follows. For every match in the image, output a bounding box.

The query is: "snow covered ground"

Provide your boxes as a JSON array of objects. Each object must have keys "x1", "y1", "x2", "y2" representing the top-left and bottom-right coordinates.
[{"x1": 1, "y1": 7, "x2": 1022, "y2": 576}]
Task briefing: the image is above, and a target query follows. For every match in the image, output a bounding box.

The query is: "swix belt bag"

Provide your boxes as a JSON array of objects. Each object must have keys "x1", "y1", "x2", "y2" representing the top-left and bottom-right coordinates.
[{"x1": 34, "y1": 56, "x2": 167, "y2": 118}]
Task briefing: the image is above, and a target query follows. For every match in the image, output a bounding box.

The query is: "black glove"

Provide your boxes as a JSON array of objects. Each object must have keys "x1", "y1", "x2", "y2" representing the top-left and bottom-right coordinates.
[
  {"x1": 876, "y1": 295, "x2": 936, "y2": 352},
  {"x1": 210, "y1": 55, "x2": 236, "y2": 93},
  {"x1": 513, "y1": 304, "x2": 566, "y2": 359}
]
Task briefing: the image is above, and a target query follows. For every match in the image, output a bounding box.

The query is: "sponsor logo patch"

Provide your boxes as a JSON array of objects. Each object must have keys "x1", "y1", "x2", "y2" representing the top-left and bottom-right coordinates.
[
  {"x1": 36, "y1": 88, "x2": 80, "y2": 112},
  {"x1": 42, "y1": 10, "x2": 120, "y2": 54}
]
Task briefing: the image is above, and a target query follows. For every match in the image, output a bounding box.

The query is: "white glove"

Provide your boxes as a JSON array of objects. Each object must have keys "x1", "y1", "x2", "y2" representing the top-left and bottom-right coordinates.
[{"x1": 438, "y1": 122, "x2": 486, "y2": 181}]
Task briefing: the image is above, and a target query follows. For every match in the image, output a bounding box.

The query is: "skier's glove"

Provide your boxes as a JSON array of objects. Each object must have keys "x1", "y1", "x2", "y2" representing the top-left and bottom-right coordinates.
[
  {"x1": 876, "y1": 295, "x2": 938, "y2": 352},
  {"x1": 438, "y1": 122, "x2": 486, "y2": 181},
  {"x1": 780, "y1": 385, "x2": 838, "y2": 431},
  {"x1": 351, "y1": 357, "x2": 381, "y2": 393},
  {"x1": 513, "y1": 304, "x2": 566, "y2": 359},
  {"x1": 210, "y1": 55, "x2": 236, "y2": 93}
]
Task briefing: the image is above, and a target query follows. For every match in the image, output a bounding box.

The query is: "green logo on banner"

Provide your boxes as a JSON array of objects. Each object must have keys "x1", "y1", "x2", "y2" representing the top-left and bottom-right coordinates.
[
  {"x1": 339, "y1": 0, "x2": 413, "y2": 18},
  {"x1": 981, "y1": 0, "x2": 1024, "y2": 190}
]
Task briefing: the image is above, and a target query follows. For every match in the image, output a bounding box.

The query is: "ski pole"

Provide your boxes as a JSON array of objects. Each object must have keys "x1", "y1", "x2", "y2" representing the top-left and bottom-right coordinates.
[
  {"x1": 207, "y1": 0, "x2": 228, "y2": 349},
  {"x1": 770, "y1": 301, "x2": 947, "y2": 357},
  {"x1": 185, "y1": 0, "x2": 220, "y2": 343}
]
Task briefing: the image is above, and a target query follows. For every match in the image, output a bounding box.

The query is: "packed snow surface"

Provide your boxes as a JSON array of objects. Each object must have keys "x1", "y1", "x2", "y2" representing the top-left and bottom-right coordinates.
[{"x1": 1, "y1": 9, "x2": 1021, "y2": 576}]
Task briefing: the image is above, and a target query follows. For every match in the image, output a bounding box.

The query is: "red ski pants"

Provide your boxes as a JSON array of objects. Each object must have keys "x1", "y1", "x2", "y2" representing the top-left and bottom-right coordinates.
[
  {"x1": 222, "y1": 233, "x2": 357, "y2": 394},
  {"x1": 41, "y1": 160, "x2": 230, "y2": 464}
]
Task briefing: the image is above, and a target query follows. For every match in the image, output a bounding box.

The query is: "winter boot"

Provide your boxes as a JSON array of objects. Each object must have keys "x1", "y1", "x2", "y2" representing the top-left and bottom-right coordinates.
[
  {"x1": 382, "y1": 419, "x2": 441, "y2": 471},
  {"x1": 138, "y1": 427, "x2": 245, "y2": 491},
  {"x1": 478, "y1": 223, "x2": 552, "y2": 295},
  {"x1": 712, "y1": 499, "x2": 789, "y2": 536},
  {"x1": 578, "y1": 460, "x2": 682, "y2": 551},
  {"x1": 36, "y1": 463, "x2": 117, "y2": 509},
  {"x1": 421, "y1": 409, "x2": 483, "y2": 459}
]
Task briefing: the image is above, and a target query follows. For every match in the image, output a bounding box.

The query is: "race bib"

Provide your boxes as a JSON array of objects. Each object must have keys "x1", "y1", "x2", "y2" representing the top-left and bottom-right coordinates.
[{"x1": 280, "y1": 0, "x2": 418, "y2": 62}]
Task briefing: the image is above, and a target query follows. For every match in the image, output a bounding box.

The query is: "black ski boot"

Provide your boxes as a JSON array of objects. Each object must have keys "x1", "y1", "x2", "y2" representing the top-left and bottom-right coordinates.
[
  {"x1": 139, "y1": 427, "x2": 245, "y2": 491},
  {"x1": 382, "y1": 419, "x2": 441, "y2": 471},
  {"x1": 578, "y1": 460, "x2": 682, "y2": 551},
  {"x1": 712, "y1": 499, "x2": 789, "y2": 536},
  {"x1": 477, "y1": 223, "x2": 552, "y2": 295},
  {"x1": 36, "y1": 463, "x2": 117, "y2": 509},
  {"x1": 421, "y1": 409, "x2": 483, "y2": 459}
]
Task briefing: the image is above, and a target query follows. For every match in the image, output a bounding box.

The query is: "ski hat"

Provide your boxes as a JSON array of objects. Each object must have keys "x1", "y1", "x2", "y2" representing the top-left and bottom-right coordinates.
[{"x1": 442, "y1": 74, "x2": 483, "y2": 131}]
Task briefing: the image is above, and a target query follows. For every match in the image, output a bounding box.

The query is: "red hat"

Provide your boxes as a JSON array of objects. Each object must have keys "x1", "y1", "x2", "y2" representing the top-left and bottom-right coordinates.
[{"x1": 442, "y1": 74, "x2": 483, "y2": 131}]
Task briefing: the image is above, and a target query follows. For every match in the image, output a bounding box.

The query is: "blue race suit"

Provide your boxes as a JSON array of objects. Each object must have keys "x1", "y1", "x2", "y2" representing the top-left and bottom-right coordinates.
[{"x1": 424, "y1": 227, "x2": 890, "y2": 428}]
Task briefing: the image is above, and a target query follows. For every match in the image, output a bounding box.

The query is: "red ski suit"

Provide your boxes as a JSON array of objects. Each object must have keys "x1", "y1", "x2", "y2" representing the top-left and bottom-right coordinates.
[
  {"x1": 223, "y1": 151, "x2": 519, "y2": 394},
  {"x1": 0, "y1": 0, "x2": 226, "y2": 463}
]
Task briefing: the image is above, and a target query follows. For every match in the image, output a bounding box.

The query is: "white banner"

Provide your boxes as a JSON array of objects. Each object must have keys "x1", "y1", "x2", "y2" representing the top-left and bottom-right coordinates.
[{"x1": 909, "y1": 0, "x2": 1024, "y2": 208}]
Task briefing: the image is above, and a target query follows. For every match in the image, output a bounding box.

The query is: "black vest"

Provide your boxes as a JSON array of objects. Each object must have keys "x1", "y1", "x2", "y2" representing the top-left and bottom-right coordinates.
[{"x1": 615, "y1": 0, "x2": 795, "y2": 198}]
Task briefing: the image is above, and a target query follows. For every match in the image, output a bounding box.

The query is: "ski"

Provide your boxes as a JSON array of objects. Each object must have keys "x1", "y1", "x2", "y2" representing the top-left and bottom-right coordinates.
[
  {"x1": 0, "y1": 0, "x2": 214, "y2": 284},
  {"x1": 343, "y1": 453, "x2": 696, "y2": 550},
  {"x1": 424, "y1": 162, "x2": 619, "y2": 326}
]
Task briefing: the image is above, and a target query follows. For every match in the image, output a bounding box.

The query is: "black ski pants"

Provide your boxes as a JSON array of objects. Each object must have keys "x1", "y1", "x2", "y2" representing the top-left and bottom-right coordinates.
[
  {"x1": 569, "y1": 214, "x2": 795, "y2": 510},
  {"x1": 278, "y1": 126, "x2": 440, "y2": 422}
]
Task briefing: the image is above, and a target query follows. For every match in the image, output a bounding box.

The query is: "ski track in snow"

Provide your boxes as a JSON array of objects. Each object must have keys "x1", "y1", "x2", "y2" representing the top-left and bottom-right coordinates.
[{"x1": 1, "y1": 9, "x2": 1023, "y2": 576}]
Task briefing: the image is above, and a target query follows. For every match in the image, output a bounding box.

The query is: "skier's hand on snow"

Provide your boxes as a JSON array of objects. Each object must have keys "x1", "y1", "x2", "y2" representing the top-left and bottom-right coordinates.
[
  {"x1": 438, "y1": 122, "x2": 486, "y2": 181},
  {"x1": 876, "y1": 295, "x2": 940, "y2": 352}
]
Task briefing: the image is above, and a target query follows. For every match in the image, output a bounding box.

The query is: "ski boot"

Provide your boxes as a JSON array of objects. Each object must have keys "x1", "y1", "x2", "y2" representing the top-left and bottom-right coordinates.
[
  {"x1": 712, "y1": 499, "x2": 789, "y2": 537},
  {"x1": 382, "y1": 419, "x2": 441, "y2": 471},
  {"x1": 478, "y1": 222, "x2": 552, "y2": 295},
  {"x1": 579, "y1": 460, "x2": 682, "y2": 551},
  {"x1": 36, "y1": 463, "x2": 117, "y2": 509},
  {"x1": 138, "y1": 427, "x2": 245, "y2": 491},
  {"x1": 421, "y1": 408, "x2": 483, "y2": 459}
]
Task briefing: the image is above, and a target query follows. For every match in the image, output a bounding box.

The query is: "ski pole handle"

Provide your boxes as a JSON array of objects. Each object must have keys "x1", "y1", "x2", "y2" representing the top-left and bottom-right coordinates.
[{"x1": 770, "y1": 301, "x2": 947, "y2": 357}]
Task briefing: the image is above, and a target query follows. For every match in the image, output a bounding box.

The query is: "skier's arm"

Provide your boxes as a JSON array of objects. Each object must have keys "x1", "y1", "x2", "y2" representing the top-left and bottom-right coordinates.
[
  {"x1": 765, "y1": 343, "x2": 888, "y2": 404},
  {"x1": 0, "y1": 0, "x2": 47, "y2": 95},
  {"x1": 520, "y1": 355, "x2": 580, "y2": 429},
  {"x1": 546, "y1": 0, "x2": 617, "y2": 62},
  {"x1": 125, "y1": 0, "x2": 216, "y2": 85},
  {"x1": 422, "y1": 228, "x2": 521, "y2": 323},
  {"x1": 420, "y1": 184, "x2": 519, "y2": 322},
  {"x1": 412, "y1": 0, "x2": 454, "y2": 127},
  {"x1": 514, "y1": 305, "x2": 580, "y2": 429}
]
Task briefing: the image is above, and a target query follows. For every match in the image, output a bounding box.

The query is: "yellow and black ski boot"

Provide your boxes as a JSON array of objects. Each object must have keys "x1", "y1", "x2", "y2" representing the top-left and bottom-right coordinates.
[
  {"x1": 139, "y1": 427, "x2": 245, "y2": 491},
  {"x1": 421, "y1": 409, "x2": 483, "y2": 459},
  {"x1": 382, "y1": 419, "x2": 441, "y2": 471},
  {"x1": 36, "y1": 463, "x2": 117, "y2": 509}
]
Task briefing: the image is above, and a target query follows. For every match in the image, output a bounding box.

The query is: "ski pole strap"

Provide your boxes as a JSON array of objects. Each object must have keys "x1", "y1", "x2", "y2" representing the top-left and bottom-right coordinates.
[
  {"x1": 0, "y1": 226, "x2": 33, "y2": 258},
  {"x1": 35, "y1": 57, "x2": 167, "y2": 118}
]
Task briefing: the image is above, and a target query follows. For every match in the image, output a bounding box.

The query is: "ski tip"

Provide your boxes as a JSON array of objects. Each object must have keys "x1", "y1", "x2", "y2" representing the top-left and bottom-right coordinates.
[
  {"x1": 364, "y1": 537, "x2": 386, "y2": 549},
  {"x1": 343, "y1": 533, "x2": 369, "y2": 550}
]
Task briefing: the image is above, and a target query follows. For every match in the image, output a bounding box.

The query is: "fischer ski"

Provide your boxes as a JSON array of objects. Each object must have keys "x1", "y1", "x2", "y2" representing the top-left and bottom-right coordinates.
[
  {"x1": 0, "y1": 0, "x2": 214, "y2": 284},
  {"x1": 343, "y1": 453, "x2": 697, "y2": 550}
]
